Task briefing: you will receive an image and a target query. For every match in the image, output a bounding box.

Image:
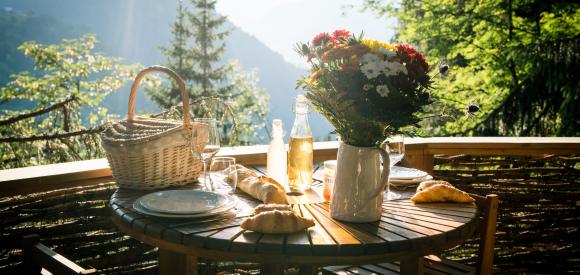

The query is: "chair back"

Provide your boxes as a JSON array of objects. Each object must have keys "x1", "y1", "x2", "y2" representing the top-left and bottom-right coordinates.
[
  {"x1": 22, "y1": 234, "x2": 96, "y2": 275},
  {"x1": 471, "y1": 194, "x2": 499, "y2": 275}
]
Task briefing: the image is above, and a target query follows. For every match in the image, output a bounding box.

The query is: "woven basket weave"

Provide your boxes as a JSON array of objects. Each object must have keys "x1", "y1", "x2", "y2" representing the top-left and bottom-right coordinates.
[{"x1": 101, "y1": 66, "x2": 207, "y2": 190}]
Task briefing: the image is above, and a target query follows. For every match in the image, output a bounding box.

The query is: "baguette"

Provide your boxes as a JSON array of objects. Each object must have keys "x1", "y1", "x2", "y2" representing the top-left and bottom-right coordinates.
[{"x1": 235, "y1": 165, "x2": 288, "y2": 204}]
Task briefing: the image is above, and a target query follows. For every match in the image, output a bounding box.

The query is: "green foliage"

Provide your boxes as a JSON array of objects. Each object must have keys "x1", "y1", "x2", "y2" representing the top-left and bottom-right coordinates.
[
  {"x1": 0, "y1": 9, "x2": 81, "y2": 86},
  {"x1": 147, "y1": 0, "x2": 269, "y2": 145},
  {"x1": 0, "y1": 34, "x2": 138, "y2": 168},
  {"x1": 364, "y1": 0, "x2": 580, "y2": 136},
  {"x1": 296, "y1": 31, "x2": 433, "y2": 146}
]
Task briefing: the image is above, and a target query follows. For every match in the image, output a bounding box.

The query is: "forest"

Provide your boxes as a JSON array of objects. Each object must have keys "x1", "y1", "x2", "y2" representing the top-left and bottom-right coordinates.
[{"x1": 1, "y1": 0, "x2": 578, "y2": 168}]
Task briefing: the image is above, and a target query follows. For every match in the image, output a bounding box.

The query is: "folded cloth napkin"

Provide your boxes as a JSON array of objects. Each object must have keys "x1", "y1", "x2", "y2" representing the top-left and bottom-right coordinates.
[
  {"x1": 411, "y1": 180, "x2": 475, "y2": 203},
  {"x1": 235, "y1": 165, "x2": 287, "y2": 204},
  {"x1": 241, "y1": 205, "x2": 315, "y2": 233}
]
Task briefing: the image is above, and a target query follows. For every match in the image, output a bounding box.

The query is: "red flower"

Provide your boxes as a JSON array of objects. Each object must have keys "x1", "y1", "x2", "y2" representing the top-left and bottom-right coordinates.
[
  {"x1": 332, "y1": 29, "x2": 351, "y2": 41},
  {"x1": 396, "y1": 44, "x2": 428, "y2": 72},
  {"x1": 312, "y1": 32, "x2": 332, "y2": 47}
]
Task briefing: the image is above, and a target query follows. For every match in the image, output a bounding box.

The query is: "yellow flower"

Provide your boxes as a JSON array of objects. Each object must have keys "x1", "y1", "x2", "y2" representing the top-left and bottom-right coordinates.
[{"x1": 361, "y1": 38, "x2": 397, "y2": 54}]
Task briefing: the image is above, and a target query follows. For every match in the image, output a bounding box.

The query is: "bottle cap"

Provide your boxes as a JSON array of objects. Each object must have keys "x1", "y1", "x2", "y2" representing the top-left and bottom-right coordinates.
[
  {"x1": 272, "y1": 119, "x2": 284, "y2": 138},
  {"x1": 294, "y1": 95, "x2": 309, "y2": 114},
  {"x1": 273, "y1": 119, "x2": 282, "y2": 128},
  {"x1": 324, "y1": 160, "x2": 337, "y2": 169}
]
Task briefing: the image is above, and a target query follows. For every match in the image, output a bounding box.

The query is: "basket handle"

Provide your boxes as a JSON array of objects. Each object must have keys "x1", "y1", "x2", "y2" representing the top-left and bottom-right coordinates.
[{"x1": 127, "y1": 65, "x2": 191, "y2": 126}]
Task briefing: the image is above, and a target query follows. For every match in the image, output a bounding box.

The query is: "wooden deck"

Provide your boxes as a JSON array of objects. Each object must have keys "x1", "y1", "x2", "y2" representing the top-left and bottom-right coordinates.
[{"x1": 0, "y1": 137, "x2": 579, "y2": 274}]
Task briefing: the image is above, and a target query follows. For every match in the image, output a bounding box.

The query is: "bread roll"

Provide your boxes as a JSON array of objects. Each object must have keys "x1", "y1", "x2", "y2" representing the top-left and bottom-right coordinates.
[
  {"x1": 238, "y1": 176, "x2": 288, "y2": 204},
  {"x1": 235, "y1": 164, "x2": 258, "y2": 180},
  {"x1": 417, "y1": 180, "x2": 453, "y2": 192},
  {"x1": 411, "y1": 184, "x2": 475, "y2": 203},
  {"x1": 235, "y1": 165, "x2": 288, "y2": 204},
  {"x1": 258, "y1": 175, "x2": 286, "y2": 191},
  {"x1": 240, "y1": 210, "x2": 315, "y2": 234},
  {"x1": 253, "y1": 204, "x2": 292, "y2": 215}
]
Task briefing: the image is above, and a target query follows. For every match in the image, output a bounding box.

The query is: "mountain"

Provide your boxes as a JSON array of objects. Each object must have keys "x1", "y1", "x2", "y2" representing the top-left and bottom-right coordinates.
[{"x1": 1, "y1": 0, "x2": 335, "y2": 140}]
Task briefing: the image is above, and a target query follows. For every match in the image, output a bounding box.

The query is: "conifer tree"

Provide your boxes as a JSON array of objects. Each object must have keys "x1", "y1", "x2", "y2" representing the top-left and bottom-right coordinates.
[
  {"x1": 189, "y1": 0, "x2": 234, "y2": 97},
  {"x1": 147, "y1": 0, "x2": 269, "y2": 145},
  {"x1": 147, "y1": 0, "x2": 193, "y2": 108}
]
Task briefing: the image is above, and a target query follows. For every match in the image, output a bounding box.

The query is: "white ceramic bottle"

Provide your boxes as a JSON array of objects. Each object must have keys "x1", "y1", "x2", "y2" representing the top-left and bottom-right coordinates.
[{"x1": 267, "y1": 119, "x2": 287, "y2": 188}]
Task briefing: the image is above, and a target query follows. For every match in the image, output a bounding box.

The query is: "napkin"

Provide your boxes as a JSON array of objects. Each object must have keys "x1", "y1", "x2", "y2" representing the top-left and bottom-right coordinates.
[{"x1": 411, "y1": 180, "x2": 475, "y2": 203}]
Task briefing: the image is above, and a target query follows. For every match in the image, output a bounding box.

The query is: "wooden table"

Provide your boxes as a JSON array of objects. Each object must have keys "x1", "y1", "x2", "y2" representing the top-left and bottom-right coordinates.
[{"x1": 109, "y1": 179, "x2": 478, "y2": 275}]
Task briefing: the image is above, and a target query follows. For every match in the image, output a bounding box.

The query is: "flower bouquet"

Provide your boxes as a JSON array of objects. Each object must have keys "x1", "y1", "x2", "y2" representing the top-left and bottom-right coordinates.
[
  {"x1": 296, "y1": 30, "x2": 434, "y2": 222},
  {"x1": 296, "y1": 30, "x2": 432, "y2": 147}
]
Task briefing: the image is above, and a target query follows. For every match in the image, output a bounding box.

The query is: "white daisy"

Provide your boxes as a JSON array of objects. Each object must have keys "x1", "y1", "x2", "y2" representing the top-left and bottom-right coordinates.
[
  {"x1": 360, "y1": 53, "x2": 380, "y2": 64},
  {"x1": 361, "y1": 63, "x2": 381, "y2": 79},
  {"x1": 363, "y1": 84, "x2": 373, "y2": 91},
  {"x1": 382, "y1": 61, "x2": 408, "y2": 76},
  {"x1": 376, "y1": 85, "x2": 390, "y2": 97}
]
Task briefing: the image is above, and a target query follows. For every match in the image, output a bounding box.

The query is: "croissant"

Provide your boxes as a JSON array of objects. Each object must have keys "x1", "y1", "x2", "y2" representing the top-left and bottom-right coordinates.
[
  {"x1": 240, "y1": 210, "x2": 315, "y2": 233},
  {"x1": 417, "y1": 180, "x2": 453, "y2": 192},
  {"x1": 238, "y1": 176, "x2": 288, "y2": 204},
  {"x1": 411, "y1": 184, "x2": 475, "y2": 203},
  {"x1": 253, "y1": 204, "x2": 292, "y2": 215}
]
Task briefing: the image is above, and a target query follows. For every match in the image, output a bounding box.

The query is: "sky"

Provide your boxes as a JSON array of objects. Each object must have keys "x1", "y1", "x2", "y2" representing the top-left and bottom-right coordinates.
[{"x1": 216, "y1": 0, "x2": 396, "y2": 68}]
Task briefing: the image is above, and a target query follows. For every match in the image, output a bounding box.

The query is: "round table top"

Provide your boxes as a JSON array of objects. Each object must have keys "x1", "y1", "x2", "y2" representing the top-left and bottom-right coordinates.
[{"x1": 109, "y1": 183, "x2": 478, "y2": 265}]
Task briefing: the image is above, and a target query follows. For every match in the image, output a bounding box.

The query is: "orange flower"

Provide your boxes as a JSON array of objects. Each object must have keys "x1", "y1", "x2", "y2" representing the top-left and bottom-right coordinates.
[{"x1": 309, "y1": 70, "x2": 322, "y2": 83}]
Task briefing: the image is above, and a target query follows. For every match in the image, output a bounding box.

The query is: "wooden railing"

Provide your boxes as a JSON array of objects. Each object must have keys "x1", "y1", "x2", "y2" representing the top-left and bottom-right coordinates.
[{"x1": 1, "y1": 137, "x2": 579, "y2": 197}]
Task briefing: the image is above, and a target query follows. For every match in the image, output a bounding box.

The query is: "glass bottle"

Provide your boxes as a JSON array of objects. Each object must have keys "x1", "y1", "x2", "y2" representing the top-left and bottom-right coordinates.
[
  {"x1": 288, "y1": 95, "x2": 313, "y2": 191},
  {"x1": 267, "y1": 119, "x2": 287, "y2": 188}
]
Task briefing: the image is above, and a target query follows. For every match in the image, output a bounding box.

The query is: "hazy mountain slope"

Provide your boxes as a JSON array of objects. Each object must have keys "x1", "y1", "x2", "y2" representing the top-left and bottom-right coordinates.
[{"x1": 2, "y1": 0, "x2": 334, "y2": 139}]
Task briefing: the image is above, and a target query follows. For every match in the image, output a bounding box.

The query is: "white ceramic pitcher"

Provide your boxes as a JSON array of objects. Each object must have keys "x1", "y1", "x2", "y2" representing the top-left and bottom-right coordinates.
[{"x1": 330, "y1": 142, "x2": 390, "y2": 222}]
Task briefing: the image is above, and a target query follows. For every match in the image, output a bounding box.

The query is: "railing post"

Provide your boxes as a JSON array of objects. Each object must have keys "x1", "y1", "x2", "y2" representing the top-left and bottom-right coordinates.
[{"x1": 405, "y1": 143, "x2": 434, "y2": 175}]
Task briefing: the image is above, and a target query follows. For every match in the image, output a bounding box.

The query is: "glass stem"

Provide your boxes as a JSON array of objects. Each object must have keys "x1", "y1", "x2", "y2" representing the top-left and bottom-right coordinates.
[
  {"x1": 202, "y1": 158, "x2": 210, "y2": 191},
  {"x1": 206, "y1": 157, "x2": 213, "y2": 190}
]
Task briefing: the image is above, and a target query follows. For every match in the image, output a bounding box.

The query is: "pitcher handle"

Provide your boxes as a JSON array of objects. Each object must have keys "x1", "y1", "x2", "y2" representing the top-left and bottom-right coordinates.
[{"x1": 367, "y1": 146, "x2": 390, "y2": 200}]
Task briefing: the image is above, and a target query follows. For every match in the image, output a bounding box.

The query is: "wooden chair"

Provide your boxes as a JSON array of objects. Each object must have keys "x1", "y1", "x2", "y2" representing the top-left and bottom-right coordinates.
[
  {"x1": 21, "y1": 234, "x2": 97, "y2": 275},
  {"x1": 322, "y1": 194, "x2": 499, "y2": 275}
]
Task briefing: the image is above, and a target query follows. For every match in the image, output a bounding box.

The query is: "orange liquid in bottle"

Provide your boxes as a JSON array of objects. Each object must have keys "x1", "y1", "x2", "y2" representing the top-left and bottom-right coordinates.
[{"x1": 287, "y1": 136, "x2": 313, "y2": 191}]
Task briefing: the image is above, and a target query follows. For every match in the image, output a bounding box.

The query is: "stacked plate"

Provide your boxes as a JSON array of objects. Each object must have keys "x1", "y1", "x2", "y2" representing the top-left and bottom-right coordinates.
[
  {"x1": 389, "y1": 166, "x2": 432, "y2": 187},
  {"x1": 133, "y1": 190, "x2": 237, "y2": 218}
]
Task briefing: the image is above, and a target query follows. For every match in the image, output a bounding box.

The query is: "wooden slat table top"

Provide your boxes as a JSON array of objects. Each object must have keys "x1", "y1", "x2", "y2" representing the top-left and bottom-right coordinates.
[{"x1": 109, "y1": 169, "x2": 478, "y2": 265}]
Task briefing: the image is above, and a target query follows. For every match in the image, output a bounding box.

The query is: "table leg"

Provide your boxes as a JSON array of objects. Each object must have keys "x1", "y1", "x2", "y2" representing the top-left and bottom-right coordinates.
[
  {"x1": 298, "y1": 265, "x2": 317, "y2": 275},
  {"x1": 400, "y1": 256, "x2": 424, "y2": 275},
  {"x1": 262, "y1": 264, "x2": 284, "y2": 275},
  {"x1": 159, "y1": 248, "x2": 198, "y2": 275}
]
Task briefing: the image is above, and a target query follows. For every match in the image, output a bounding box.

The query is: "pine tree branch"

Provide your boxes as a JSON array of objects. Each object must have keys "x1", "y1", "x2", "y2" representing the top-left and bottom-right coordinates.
[
  {"x1": 0, "y1": 95, "x2": 76, "y2": 127},
  {"x1": 0, "y1": 126, "x2": 104, "y2": 143}
]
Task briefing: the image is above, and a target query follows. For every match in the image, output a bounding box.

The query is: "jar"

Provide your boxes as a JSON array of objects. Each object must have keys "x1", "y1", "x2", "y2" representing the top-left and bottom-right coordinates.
[{"x1": 323, "y1": 160, "x2": 337, "y2": 201}]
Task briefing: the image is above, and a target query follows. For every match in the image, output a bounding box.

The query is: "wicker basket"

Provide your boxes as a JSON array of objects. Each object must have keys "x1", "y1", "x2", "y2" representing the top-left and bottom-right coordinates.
[{"x1": 101, "y1": 66, "x2": 207, "y2": 190}]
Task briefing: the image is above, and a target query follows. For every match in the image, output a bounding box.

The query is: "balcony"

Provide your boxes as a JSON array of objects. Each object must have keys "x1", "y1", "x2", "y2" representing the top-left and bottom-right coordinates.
[{"x1": 1, "y1": 137, "x2": 579, "y2": 274}]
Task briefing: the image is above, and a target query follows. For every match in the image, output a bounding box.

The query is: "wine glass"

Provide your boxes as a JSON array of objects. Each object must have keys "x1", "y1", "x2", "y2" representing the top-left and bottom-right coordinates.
[
  {"x1": 193, "y1": 118, "x2": 220, "y2": 190},
  {"x1": 387, "y1": 135, "x2": 405, "y2": 168},
  {"x1": 386, "y1": 135, "x2": 405, "y2": 200},
  {"x1": 209, "y1": 157, "x2": 237, "y2": 195}
]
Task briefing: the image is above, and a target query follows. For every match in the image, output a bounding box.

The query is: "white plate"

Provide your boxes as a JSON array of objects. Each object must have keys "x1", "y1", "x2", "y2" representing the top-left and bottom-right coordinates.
[
  {"x1": 138, "y1": 190, "x2": 229, "y2": 214},
  {"x1": 390, "y1": 175, "x2": 433, "y2": 186},
  {"x1": 133, "y1": 196, "x2": 237, "y2": 218},
  {"x1": 390, "y1": 166, "x2": 429, "y2": 180}
]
